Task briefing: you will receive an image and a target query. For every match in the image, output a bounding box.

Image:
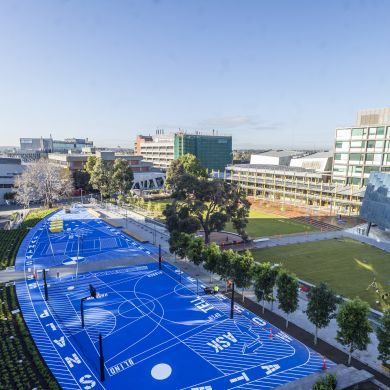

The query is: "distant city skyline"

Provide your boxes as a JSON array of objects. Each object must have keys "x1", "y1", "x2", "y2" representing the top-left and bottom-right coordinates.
[{"x1": 0, "y1": 1, "x2": 389, "y2": 149}]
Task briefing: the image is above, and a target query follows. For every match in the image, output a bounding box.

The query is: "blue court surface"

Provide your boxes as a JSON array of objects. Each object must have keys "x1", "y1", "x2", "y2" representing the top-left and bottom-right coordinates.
[
  {"x1": 17, "y1": 262, "x2": 334, "y2": 389},
  {"x1": 15, "y1": 207, "x2": 157, "y2": 271}
]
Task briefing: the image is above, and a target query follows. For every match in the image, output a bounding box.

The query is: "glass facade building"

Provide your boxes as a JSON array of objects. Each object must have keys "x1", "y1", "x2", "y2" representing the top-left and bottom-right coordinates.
[
  {"x1": 138, "y1": 132, "x2": 232, "y2": 171},
  {"x1": 332, "y1": 108, "x2": 390, "y2": 186}
]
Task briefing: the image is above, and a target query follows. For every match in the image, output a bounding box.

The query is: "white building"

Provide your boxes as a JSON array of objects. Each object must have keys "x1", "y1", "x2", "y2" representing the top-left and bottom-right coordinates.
[
  {"x1": 290, "y1": 151, "x2": 333, "y2": 173},
  {"x1": 0, "y1": 158, "x2": 23, "y2": 205},
  {"x1": 250, "y1": 150, "x2": 304, "y2": 166}
]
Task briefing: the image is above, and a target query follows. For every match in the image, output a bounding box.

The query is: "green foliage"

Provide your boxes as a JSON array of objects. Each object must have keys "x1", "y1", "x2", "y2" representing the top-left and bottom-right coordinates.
[
  {"x1": 166, "y1": 154, "x2": 208, "y2": 189},
  {"x1": 164, "y1": 155, "x2": 250, "y2": 243},
  {"x1": 72, "y1": 170, "x2": 91, "y2": 191},
  {"x1": 312, "y1": 373, "x2": 337, "y2": 390},
  {"x1": 376, "y1": 309, "x2": 390, "y2": 365},
  {"x1": 336, "y1": 297, "x2": 372, "y2": 364},
  {"x1": 4, "y1": 191, "x2": 16, "y2": 200},
  {"x1": 215, "y1": 249, "x2": 237, "y2": 283},
  {"x1": 168, "y1": 232, "x2": 193, "y2": 258},
  {"x1": 0, "y1": 230, "x2": 27, "y2": 269},
  {"x1": 253, "y1": 262, "x2": 280, "y2": 312},
  {"x1": 20, "y1": 208, "x2": 57, "y2": 229},
  {"x1": 186, "y1": 236, "x2": 205, "y2": 266},
  {"x1": 306, "y1": 283, "x2": 339, "y2": 344},
  {"x1": 232, "y1": 250, "x2": 254, "y2": 289},
  {"x1": 84, "y1": 155, "x2": 97, "y2": 175},
  {"x1": 112, "y1": 158, "x2": 134, "y2": 194},
  {"x1": 203, "y1": 243, "x2": 222, "y2": 274},
  {"x1": 276, "y1": 269, "x2": 299, "y2": 327},
  {"x1": 89, "y1": 158, "x2": 112, "y2": 198}
]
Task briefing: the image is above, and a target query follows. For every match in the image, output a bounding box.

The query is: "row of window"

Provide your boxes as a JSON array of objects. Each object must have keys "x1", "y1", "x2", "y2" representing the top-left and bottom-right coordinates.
[
  {"x1": 336, "y1": 126, "x2": 389, "y2": 138},
  {"x1": 334, "y1": 153, "x2": 390, "y2": 163},
  {"x1": 335, "y1": 140, "x2": 390, "y2": 150},
  {"x1": 333, "y1": 165, "x2": 381, "y2": 174}
]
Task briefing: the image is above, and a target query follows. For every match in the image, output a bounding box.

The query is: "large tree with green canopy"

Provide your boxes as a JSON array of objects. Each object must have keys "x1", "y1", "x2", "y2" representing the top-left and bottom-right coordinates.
[{"x1": 163, "y1": 154, "x2": 250, "y2": 244}]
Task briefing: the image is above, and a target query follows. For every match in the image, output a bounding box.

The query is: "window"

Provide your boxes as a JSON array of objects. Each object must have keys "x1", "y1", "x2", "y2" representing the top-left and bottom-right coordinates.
[
  {"x1": 367, "y1": 140, "x2": 375, "y2": 149},
  {"x1": 369, "y1": 127, "x2": 377, "y2": 136},
  {"x1": 352, "y1": 128, "x2": 366, "y2": 136},
  {"x1": 377, "y1": 127, "x2": 385, "y2": 135},
  {"x1": 336, "y1": 129, "x2": 351, "y2": 138},
  {"x1": 334, "y1": 153, "x2": 341, "y2": 160},
  {"x1": 350, "y1": 141, "x2": 365, "y2": 148},
  {"x1": 375, "y1": 140, "x2": 384, "y2": 149},
  {"x1": 364, "y1": 166, "x2": 380, "y2": 174},
  {"x1": 349, "y1": 177, "x2": 361, "y2": 185},
  {"x1": 335, "y1": 142, "x2": 343, "y2": 149},
  {"x1": 333, "y1": 165, "x2": 346, "y2": 173},
  {"x1": 349, "y1": 153, "x2": 362, "y2": 161},
  {"x1": 366, "y1": 153, "x2": 374, "y2": 161}
]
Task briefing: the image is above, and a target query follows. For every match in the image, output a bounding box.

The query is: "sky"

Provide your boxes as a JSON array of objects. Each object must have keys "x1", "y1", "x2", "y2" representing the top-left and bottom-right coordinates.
[{"x1": 0, "y1": 0, "x2": 389, "y2": 150}]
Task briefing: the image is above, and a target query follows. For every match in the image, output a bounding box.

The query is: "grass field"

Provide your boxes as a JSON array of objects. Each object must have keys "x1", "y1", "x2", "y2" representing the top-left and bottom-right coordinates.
[
  {"x1": 225, "y1": 209, "x2": 317, "y2": 238},
  {"x1": 251, "y1": 238, "x2": 390, "y2": 310}
]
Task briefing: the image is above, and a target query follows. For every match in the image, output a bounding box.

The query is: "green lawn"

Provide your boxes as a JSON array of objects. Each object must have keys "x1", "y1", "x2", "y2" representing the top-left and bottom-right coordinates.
[
  {"x1": 225, "y1": 209, "x2": 316, "y2": 238},
  {"x1": 251, "y1": 238, "x2": 390, "y2": 310}
]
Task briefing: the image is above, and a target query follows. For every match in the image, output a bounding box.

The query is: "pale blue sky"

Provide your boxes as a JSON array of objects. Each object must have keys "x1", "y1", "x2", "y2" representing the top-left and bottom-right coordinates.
[{"x1": 0, "y1": 0, "x2": 389, "y2": 149}]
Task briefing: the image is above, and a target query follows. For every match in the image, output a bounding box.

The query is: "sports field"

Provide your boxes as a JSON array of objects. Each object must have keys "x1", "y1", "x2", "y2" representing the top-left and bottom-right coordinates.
[
  {"x1": 18, "y1": 262, "x2": 331, "y2": 389},
  {"x1": 15, "y1": 206, "x2": 333, "y2": 389},
  {"x1": 251, "y1": 238, "x2": 390, "y2": 310},
  {"x1": 15, "y1": 207, "x2": 157, "y2": 271},
  {"x1": 225, "y1": 209, "x2": 316, "y2": 238}
]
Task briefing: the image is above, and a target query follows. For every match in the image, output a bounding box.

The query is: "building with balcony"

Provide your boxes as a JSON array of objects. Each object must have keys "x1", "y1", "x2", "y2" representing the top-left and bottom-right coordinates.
[
  {"x1": 0, "y1": 157, "x2": 23, "y2": 205},
  {"x1": 47, "y1": 151, "x2": 152, "y2": 173},
  {"x1": 135, "y1": 130, "x2": 232, "y2": 171},
  {"x1": 332, "y1": 108, "x2": 390, "y2": 186}
]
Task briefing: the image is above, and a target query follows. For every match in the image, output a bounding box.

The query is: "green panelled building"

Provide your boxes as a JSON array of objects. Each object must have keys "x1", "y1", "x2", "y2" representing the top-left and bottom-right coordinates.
[{"x1": 174, "y1": 133, "x2": 232, "y2": 171}]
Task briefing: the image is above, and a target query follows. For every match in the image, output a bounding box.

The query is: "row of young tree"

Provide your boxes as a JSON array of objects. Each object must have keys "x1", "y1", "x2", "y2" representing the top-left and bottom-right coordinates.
[
  {"x1": 15, "y1": 156, "x2": 134, "y2": 207},
  {"x1": 174, "y1": 233, "x2": 390, "y2": 367}
]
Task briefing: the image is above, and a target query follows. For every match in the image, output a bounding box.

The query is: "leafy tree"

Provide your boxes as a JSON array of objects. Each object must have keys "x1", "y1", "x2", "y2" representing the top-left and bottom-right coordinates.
[
  {"x1": 168, "y1": 232, "x2": 193, "y2": 259},
  {"x1": 72, "y1": 170, "x2": 91, "y2": 191},
  {"x1": 215, "y1": 249, "x2": 236, "y2": 291},
  {"x1": 276, "y1": 269, "x2": 299, "y2": 328},
  {"x1": 89, "y1": 158, "x2": 112, "y2": 200},
  {"x1": 253, "y1": 262, "x2": 280, "y2": 313},
  {"x1": 232, "y1": 250, "x2": 254, "y2": 301},
  {"x1": 203, "y1": 242, "x2": 221, "y2": 282},
  {"x1": 112, "y1": 158, "x2": 134, "y2": 194},
  {"x1": 164, "y1": 154, "x2": 250, "y2": 244},
  {"x1": 336, "y1": 297, "x2": 372, "y2": 365},
  {"x1": 186, "y1": 236, "x2": 205, "y2": 267},
  {"x1": 306, "y1": 282, "x2": 339, "y2": 345},
  {"x1": 164, "y1": 202, "x2": 200, "y2": 236},
  {"x1": 376, "y1": 309, "x2": 390, "y2": 366},
  {"x1": 85, "y1": 155, "x2": 97, "y2": 175},
  {"x1": 166, "y1": 154, "x2": 208, "y2": 189}
]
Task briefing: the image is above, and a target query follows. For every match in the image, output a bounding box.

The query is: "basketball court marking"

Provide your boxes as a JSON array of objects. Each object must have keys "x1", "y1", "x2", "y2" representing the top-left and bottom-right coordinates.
[
  {"x1": 17, "y1": 262, "x2": 333, "y2": 389},
  {"x1": 15, "y1": 207, "x2": 157, "y2": 271}
]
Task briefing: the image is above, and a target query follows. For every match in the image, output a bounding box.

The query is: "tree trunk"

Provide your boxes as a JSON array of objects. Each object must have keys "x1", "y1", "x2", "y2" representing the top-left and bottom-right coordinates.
[
  {"x1": 242, "y1": 288, "x2": 245, "y2": 302},
  {"x1": 348, "y1": 346, "x2": 352, "y2": 365},
  {"x1": 285, "y1": 314, "x2": 289, "y2": 328},
  {"x1": 262, "y1": 297, "x2": 265, "y2": 314},
  {"x1": 204, "y1": 230, "x2": 210, "y2": 245},
  {"x1": 225, "y1": 280, "x2": 228, "y2": 292},
  {"x1": 314, "y1": 326, "x2": 318, "y2": 345}
]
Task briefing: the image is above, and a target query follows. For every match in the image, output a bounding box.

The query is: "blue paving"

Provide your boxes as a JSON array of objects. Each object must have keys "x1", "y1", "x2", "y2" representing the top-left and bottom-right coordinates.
[
  {"x1": 15, "y1": 207, "x2": 157, "y2": 271},
  {"x1": 17, "y1": 262, "x2": 334, "y2": 389}
]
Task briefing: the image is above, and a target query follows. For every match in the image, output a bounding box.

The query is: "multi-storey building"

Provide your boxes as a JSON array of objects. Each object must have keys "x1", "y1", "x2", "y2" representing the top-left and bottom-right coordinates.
[
  {"x1": 136, "y1": 131, "x2": 232, "y2": 171},
  {"x1": 332, "y1": 108, "x2": 390, "y2": 186},
  {"x1": 47, "y1": 151, "x2": 152, "y2": 173},
  {"x1": 20, "y1": 137, "x2": 93, "y2": 153},
  {"x1": 0, "y1": 157, "x2": 23, "y2": 204}
]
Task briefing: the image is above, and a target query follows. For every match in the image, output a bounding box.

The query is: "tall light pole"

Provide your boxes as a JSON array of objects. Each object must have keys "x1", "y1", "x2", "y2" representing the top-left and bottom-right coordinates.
[{"x1": 75, "y1": 233, "x2": 80, "y2": 281}]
